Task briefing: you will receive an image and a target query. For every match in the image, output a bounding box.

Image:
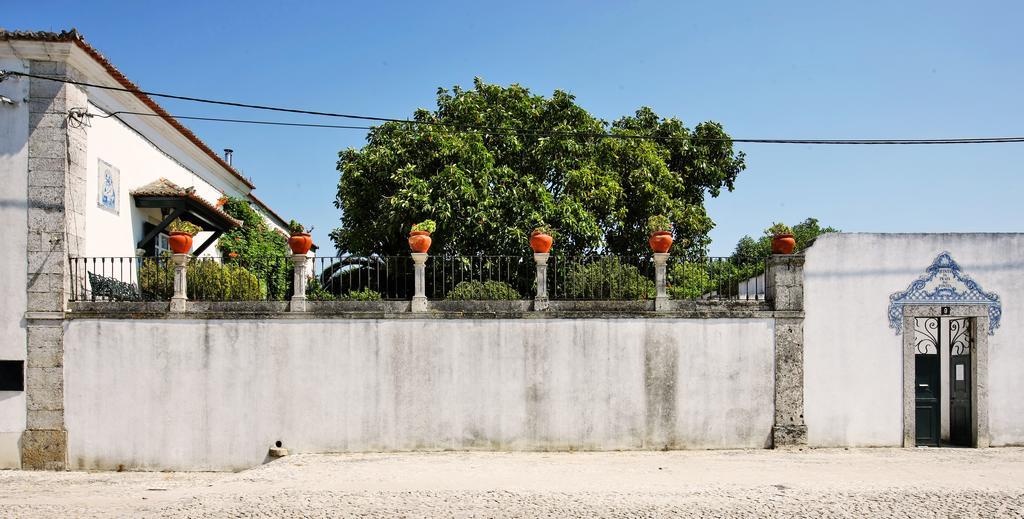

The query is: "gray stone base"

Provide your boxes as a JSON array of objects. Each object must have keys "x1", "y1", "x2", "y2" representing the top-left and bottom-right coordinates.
[
  {"x1": 21, "y1": 429, "x2": 66, "y2": 470},
  {"x1": 170, "y1": 297, "x2": 187, "y2": 312},
  {"x1": 772, "y1": 425, "x2": 807, "y2": 448},
  {"x1": 411, "y1": 296, "x2": 428, "y2": 312},
  {"x1": 654, "y1": 296, "x2": 670, "y2": 312}
]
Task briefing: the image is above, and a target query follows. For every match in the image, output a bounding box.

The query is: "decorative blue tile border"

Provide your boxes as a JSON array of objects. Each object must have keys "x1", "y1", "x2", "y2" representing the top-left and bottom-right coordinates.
[{"x1": 888, "y1": 252, "x2": 1001, "y2": 335}]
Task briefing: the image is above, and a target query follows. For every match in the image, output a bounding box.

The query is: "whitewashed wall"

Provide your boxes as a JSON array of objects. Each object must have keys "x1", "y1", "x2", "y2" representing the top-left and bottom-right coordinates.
[
  {"x1": 803, "y1": 233, "x2": 1024, "y2": 447},
  {"x1": 0, "y1": 57, "x2": 29, "y2": 468},
  {"x1": 84, "y1": 102, "x2": 244, "y2": 258},
  {"x1": 63, "y1": 318, "x2": 775, "y2": 471}
]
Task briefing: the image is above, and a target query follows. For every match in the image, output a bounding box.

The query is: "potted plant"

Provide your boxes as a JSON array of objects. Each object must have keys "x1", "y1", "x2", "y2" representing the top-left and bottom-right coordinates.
[
  {"x1": 409, "y1": 219, "x2": 436, "y2": 253},
  {"x1": 287, "y1": 220, "x2": 314, "y2": 255},
  {"x1": 529, "y1": 224, "x2": 554, "y2": 254},
  {"x1": 768, "y1": 223, "x2": 796, "y2": 254},
  {"x1": 647, "y1": 215, "x2": 673, "y2": 253},
  {"x1": 167, "y1": 218, "x2": 201, "y2": 254}
]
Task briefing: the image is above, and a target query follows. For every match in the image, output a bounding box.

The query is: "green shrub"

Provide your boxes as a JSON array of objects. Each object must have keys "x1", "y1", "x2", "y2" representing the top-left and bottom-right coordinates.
[
  {"x1": 766, "y1": 222, "x2": 793, "y2": 236},
  {"x1": 561, "y1": 257, "x2": 654, "y2": 300},
  {"x1": 338, "y1": 287, "x2": 383, "y2": 301},
  {"x1": 167, "y1": 218, "x2": 201, "y2": 236},
  {"x1": 288, "y1": 219, "x2": 307, "y2": 234},
  {"x1": 188, "y1": 260, "x2": 263, "y2": 301},
  {"x1": 668, "y1": 260, "x2": 764, "y2": 299},
  {"x1": 531, "y1": 223, "x2": 555, "y2": 237},
  {"x1": 306, "y1": 277, "x2": 335, "y2": 301},
  {"x1": 646, "y1": 215, "x2": 672, "y2": 234},
  {"x1": 138, "y1": 257, "x2": 263, "y2": 301},
  {"x1": 667, "y1": 261, "x2": 712, "y2": 300},
  {"x1": 138, "y1": 258, "x2": 173, "y2": 300},
  {"x1": 411, "y1": 219, "x2": 436, "y2": 233},
  {"x1": 446, "y1": 280, "x2": 521, "y2": 300},
  {"x1": 218, "y1": 197, "x2": 290, "y2": 300}
]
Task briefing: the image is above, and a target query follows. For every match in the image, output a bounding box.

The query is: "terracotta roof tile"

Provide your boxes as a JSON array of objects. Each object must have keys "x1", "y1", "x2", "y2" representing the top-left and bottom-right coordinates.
[{"x1": 132, "y1": 178, "x2": 242, "y2": 227}]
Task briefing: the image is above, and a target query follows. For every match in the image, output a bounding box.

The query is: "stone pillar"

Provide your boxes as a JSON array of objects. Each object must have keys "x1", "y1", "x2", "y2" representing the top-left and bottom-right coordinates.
[
  {"x1": 533, "y1": 253, "x2": 550, "y2": 311},
  {"x1": 22, "y1": 59, "x2": 89, "y2": 470},
  {"x1": 767, "y1": 254, "x2": 807, "y2": 448},
  {"x1": 411, "y1": 253, "x2": 428, "y2": 312},
  {"x1": 290, "y1": 254, "x2": 308, "y2": 312},
  {"x1": 653, "y1": 252, "x2": 670, "y2": 312},
  {"x1": 170, "y1": 254, "x2": 189, "y2": 312},
  {"x1": 23, "y1": 318, "x2": 66, "y2": 471},
  {"x1": 767, "y1": 255, "x2": 804, "y2": 312}
]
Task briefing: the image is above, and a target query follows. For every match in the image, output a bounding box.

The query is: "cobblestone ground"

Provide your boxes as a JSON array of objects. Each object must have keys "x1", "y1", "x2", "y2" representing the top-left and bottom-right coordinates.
[{"x1": 2, "y1": 448, "x2": 1023, "y2": 518}]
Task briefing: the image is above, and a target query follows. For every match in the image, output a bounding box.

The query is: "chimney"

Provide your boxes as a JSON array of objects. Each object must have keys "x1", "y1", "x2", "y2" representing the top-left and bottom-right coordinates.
[{"x1": 223, "y1": 148, "x2": 234, "y2": 166}]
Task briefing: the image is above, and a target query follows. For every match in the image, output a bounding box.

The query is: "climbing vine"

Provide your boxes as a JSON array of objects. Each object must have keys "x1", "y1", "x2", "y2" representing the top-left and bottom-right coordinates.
[{"x1": 218, "y1": 197, "x2": 291, "y2": 300}]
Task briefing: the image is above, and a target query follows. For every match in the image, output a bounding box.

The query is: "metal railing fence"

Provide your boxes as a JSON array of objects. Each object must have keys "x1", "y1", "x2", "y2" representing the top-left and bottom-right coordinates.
[
  {"x1": 550, "y1": 255, "x2": 656, "y2": 300},
  {"x1": 427, "y1": 255, "x2": 533, "y2": 300},
  {"x1": 68, "y1": 254, "x2": 770, "y2": 303},
  {"x1": 308, "y1": 255, "x2": 413, "y2": 301}
]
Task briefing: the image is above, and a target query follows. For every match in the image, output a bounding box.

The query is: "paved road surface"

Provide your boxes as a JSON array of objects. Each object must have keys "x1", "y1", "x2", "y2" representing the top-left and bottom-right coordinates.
[{"x1": 2, "y1": 448, "x2": 1023, "y2": 517}]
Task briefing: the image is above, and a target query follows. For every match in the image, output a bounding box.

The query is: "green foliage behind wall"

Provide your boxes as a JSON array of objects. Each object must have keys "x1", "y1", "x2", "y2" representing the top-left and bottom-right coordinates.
[{"x1": 218, "y1": 197, "x2": 291, "y2": 300}]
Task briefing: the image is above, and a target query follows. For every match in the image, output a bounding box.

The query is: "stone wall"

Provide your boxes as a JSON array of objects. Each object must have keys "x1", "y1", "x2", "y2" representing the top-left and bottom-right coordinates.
[
  {"x1": 767, "y1": 255, "x2": 807, "y2": 447},
  {"x1": 62, "y1": 317, "x2": 777, "y2": 471},
  {"x1": 22, "y1": 60, "x2": 88, "y2": 470}
]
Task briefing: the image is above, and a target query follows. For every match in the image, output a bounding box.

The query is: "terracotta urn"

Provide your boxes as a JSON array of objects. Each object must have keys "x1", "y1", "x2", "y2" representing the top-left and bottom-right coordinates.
[
  {"x1": 771, "y1": 233, "x2": 797, "y2": 255},
  {"x1": 648, "y1": 231, "x2": 673, "y2": 253},
  {"x1": 529, "y1": 232, "x2": 553, "y2": 254},
  {"x1": 408, "y1": 230, "x2": 432, "y2": 253},
  {"x1": 169, "y1": 232, "x2": 193, "y2": 254},
  {"x1": 288, "y1": 233, "x2": 313, "y2": 255}
]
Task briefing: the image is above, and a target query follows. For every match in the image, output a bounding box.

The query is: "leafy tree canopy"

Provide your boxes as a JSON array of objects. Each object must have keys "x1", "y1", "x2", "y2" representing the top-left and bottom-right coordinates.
[{"x1": 332, "y1": 78, "x2": 746, "y2": 257}]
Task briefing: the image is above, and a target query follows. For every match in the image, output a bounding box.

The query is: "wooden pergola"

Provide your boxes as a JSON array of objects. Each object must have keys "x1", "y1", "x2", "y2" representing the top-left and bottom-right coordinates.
[{"x1": 131, "y1": 178, "x2": 242, "y2": 256}]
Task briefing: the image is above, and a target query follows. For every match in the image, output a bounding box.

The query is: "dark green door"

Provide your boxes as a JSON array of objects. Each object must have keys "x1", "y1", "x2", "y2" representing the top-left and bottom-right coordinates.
[
  {"x1": 915, "y1": 354, "x2": 941, "y2": 446},
  {"x1": 913, "y1": 317, "x2": 941, "y2": 447},
  {"x1": 949, "y1": 318, "x2": 973, "y2": 446}
]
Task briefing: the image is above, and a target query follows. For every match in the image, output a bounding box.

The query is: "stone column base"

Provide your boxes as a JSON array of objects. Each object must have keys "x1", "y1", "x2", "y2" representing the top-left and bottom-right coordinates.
[
  {"x1": 533, "y1": 297, "x2": 549, "y2": 311},
  {"x1": 21, "y1": 430, "x2": 66, "y2": 470},
  {"x1": 411, "y1": 296, "x2": 428, "y2": 312},
  {"x1": 170, "y1": 297, "x2": 187, "y2": 312},
  {"x1": 772, "y1": 425, "x2": 807, "y2": 448},
  {"x1": 289, "y1": 296, "x2": 307, "y2": 312},
  {"x1": 655, "y1": 296, "x2": 670, "y2": 312}
]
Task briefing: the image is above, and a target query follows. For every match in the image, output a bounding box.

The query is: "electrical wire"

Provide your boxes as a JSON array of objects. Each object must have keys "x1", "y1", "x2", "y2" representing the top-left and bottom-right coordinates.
[
  {"x1": 96, "y1": 110, "x2": 377, "y2": 131},
  {"x1": 13, "y1": 70, "x2": 1024, "y2": 145},
  {"x1": 94, "y1": 111, "x2": 1024, "y2": 145}
]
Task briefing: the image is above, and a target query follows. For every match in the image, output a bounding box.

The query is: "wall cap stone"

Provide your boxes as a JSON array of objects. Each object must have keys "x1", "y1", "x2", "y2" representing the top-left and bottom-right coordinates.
[
  {"x1": 25, "y1": 311, "x2": 65, "y2": 321},
  {"x1": 66, "y1": 300, "x2": 786, "y2": 320}
]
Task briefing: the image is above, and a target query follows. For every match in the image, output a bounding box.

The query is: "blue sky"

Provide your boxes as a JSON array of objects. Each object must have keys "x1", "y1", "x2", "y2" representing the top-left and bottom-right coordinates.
[{"x1": 9, "y1": 1, "x2": 1023, "y2": 256}]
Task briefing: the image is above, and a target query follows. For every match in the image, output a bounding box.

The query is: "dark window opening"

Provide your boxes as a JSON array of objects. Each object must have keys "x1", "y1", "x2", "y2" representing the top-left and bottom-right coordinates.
[{"x1": 0, "y1": 360, "x2": 24, "y2": 391}]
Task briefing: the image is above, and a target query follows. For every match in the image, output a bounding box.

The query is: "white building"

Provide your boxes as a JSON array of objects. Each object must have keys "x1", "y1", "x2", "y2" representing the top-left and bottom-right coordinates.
[
  {"x1": 0, "y1": 29, "x2": 293, "y2": 466},
  {"x1": 0, "y1": 29, "x2": 290, "y2": 260}
]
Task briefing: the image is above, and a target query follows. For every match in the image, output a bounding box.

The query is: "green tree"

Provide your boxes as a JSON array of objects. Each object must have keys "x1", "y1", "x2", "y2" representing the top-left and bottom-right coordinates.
[
  {"x1": 729, "y1": 217, "x2": 840, "y2": 269},
  {"x1": 332, "y1": 78, "x2": 746, "y2": 257},
  {"x1": 217, "y1": 197, "x2": 290, "y2": 300}
]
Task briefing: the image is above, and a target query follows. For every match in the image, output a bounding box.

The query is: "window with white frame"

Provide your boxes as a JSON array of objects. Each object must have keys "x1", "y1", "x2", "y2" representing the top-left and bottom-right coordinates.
[{"x1": 155, "y1": 233, "x2": 170, "y2": 256}]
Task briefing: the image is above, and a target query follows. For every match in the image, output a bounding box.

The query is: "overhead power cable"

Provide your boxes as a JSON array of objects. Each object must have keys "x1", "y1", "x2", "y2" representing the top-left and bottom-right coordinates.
[
  {"x1": 93, "y1": 111, "x2": 1024, "y2": 145},
  {"x1": 11, "y1": 70, "x2": 1024, "y2": 145}
]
